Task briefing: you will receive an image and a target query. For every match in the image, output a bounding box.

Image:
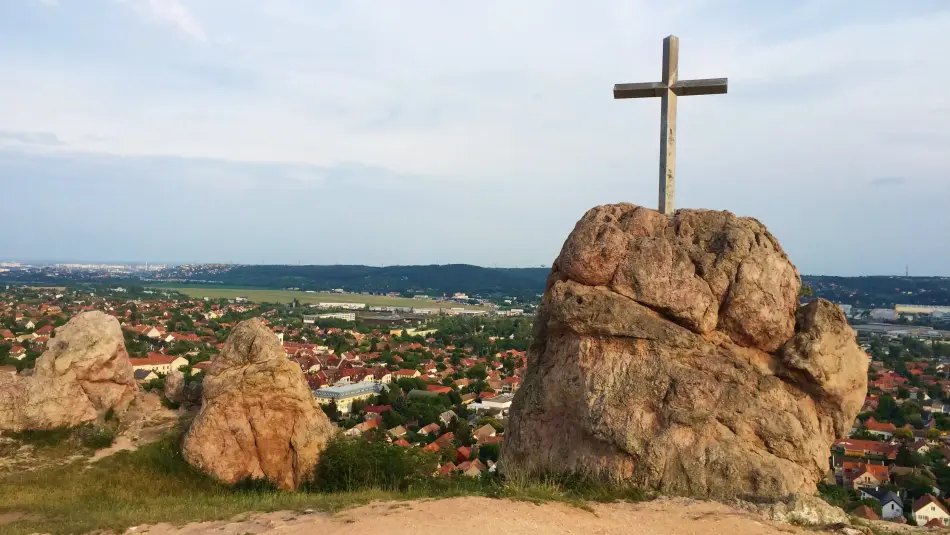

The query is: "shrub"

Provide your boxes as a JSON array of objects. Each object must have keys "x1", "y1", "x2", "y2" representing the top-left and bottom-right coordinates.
[
  {"x1": 79, "y1": 426, "x2": 116, "y2": 449},
  {"x1": 311, "y1": 435, "x2": 439, "y2": 492}
]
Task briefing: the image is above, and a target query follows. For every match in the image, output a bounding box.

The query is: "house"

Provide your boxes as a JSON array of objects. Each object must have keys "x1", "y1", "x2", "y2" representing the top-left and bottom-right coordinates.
[
  {"x1": 426, "y1": 385, "x2": 452, "y2": 395},
  {"x1": 191, "y1": 361, "x2": 212, "y2": 374},
  {"x1": 34, "y1": 324, "x2": 54, "y2": 337},
  {"x1": 457, "y1": 459, "x2": 486, "y2": 478},
  {"x1": 457, "y1": 446, "x2": 472, "y2": 463},
  {"x1": 844, "y1": 462, "x2": 889, "y2": 489},
  {"x1": 344, "y1": 418, "x2": 379, "y2": 437},
  {"x1": 438, "y1": 462, "x2": 456, "y2": 477},
  {"x1": 418, "y1": 423, "x2": 441, "y2": 436},
  {"x1": 439, "y1": 410, "x2": 458, "y2": 426},
  {"x1": 474, "y1": 423, "x2": 497, "y2": 443},
  {"x1": 393, "y1": 369, "x2": 421, "y2": 379},
  {"x1": 134, "y1": 369, "x2": 159, "y2": 382},
  {"x1": 9, "y1": 345, "x2": 27, "y2": 360},
  {"x1": 130, "y1": 353, "x2": 189, "y2": 374},
  {"x1": 832, "y1": 438, "x2": 898, "y2": 461},
  {"x1": 0, "y1": 329, "x2": 14, "y2": 341},
  {"x1": 912, "y1": 494, "x2": 950, "y2": 527},
  {"x1": 388, "y1": 426, "x2": 407, "y2": 438},
  {"x1": 864, "y1": 417, "x2": 897, "y2": 439},
  {"x1": 860, "y1": 488, "x2": 903, "y2": 520}
]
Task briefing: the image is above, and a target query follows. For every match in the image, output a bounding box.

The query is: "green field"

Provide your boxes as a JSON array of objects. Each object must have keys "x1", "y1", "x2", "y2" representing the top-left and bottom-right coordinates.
[{"x1": 154, "y1": 286, "x2": 485, "y2": 310}]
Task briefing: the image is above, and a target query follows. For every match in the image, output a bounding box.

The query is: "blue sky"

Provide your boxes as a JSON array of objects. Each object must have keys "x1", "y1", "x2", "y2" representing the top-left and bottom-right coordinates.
[{"x1": 1, "y1": 0, "x2": 948, "y2": 274}]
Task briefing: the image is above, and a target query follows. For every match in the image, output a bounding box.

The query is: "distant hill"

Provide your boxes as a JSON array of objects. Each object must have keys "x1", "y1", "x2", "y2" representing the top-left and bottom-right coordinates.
[
  {"x1": 802, "y1": 275, "x2": 950, "y2": 308},
  {"x1": 179, "y1": 264, "x2": 551, "y2": 299}
]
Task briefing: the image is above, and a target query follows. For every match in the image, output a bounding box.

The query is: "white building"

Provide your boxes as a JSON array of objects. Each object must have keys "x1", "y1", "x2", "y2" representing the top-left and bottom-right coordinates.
[
  {"x1": 130, "y1": 354, "x2": 189, "y2": 374},
  {"x1": 316, "y1": 302, "x2": 366, "y2": 310},
  {"x1": 303, "y1": 312, "x2": 356, "y2": 323}
]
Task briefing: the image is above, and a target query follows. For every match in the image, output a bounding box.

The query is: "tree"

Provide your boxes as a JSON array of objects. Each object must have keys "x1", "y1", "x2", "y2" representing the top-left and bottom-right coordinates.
[
  {"x1": 894, "y1": 428, "x2": 915, "y2": 442},
  {"x1": 927, "y1": 428, "x2": 943, "y2": 442},
  {"x1": 903, "y1": 473, "x2": 935, "y2": 501},
  {"x1": 381, "y1": 409, "x2": 406, "y2": 429},
  {"x1": 321, "y1": 400, "x2": 340, "y2": 421},
  {"x1": 897, "y1": 387, "x2": 911, "y2": 400}
]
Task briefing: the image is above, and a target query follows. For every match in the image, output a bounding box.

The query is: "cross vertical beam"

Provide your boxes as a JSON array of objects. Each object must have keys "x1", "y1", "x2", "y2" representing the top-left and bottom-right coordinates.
[
  {"x1": 659, "y1": 36, "x2": 678, "y2": 215},
  {"x1": 613, "y1": 35, "x2": 728, "y2": 216}
]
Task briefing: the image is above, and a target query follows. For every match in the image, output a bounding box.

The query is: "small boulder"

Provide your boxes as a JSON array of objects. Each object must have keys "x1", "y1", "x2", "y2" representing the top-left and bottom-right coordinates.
[
  {"x1": 164, "y1": 367, "x2": 185, "y2": 404},
  {"x1": 182, "y1": 318, "x2": 334, "y2": 490}
]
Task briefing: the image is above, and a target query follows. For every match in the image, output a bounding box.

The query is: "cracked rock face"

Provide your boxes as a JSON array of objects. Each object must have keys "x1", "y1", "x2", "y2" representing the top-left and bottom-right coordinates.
[
  {"x1": 502, "y1": 204, "x2": 868, "y2": 501},
  {"x1": 182, "y1": 318, "x2": 334, "y2": 491},
  {"x1": 0, "y1": 311, "x2": 136, "y2": 432}
]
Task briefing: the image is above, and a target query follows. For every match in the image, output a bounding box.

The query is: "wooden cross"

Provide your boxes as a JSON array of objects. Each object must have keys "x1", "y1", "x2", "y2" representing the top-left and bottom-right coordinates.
[{"x1": 614, "y1": 35, "x2": 727, "y2": 215}]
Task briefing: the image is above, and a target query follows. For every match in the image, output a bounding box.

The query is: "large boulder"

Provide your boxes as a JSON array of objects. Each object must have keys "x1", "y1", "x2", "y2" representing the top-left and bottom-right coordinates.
[
  {"x1": 502, "y1": 204, "x2": 868, "y2": 501},
  {"x1": 182, "y1": 318, "x2": 335, "y2": 490},
  {"x1": 0, "y1": 311, "x2": 137, "y2": 432},
  {"x1": 34, "y1": 311, "x2": 137, "y2": 412}
]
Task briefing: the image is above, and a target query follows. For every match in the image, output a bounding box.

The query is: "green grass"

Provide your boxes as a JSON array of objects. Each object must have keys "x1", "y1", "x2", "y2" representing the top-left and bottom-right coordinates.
[
  {"x1": 0, "y1": 434, "x2": 651, "y2": 535},
  {"x1": 153, "y1": 285, "x2": 486, "y2": 310}
]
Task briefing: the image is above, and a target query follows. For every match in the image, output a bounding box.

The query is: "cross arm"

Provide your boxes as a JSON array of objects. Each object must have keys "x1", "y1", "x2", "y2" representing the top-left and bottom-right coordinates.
[
  {"x1": 671, "y1": 78, "x2": 728, "y2": 96},
  {"x1": 613, "y1": 81, "x2": 666, "y2": 99}
]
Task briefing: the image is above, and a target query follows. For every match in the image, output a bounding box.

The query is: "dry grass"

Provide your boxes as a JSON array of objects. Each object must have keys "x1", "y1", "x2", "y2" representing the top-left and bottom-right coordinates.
[{"x1": 0, "y1": 434, "x2": 650, "y2": 535}]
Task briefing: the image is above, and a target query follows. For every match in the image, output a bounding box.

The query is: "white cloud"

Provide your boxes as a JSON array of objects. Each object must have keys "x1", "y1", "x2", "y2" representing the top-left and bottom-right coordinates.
[
  {"x1": 125, "y1": 0, "x2": 207, "y2": 41},
  {"x1": 2, "y1": 0, "x2": 948, "y2": 188}
]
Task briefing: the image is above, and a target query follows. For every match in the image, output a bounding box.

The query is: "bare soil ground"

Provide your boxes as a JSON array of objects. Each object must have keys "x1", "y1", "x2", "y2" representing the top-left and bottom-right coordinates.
[{"x1": 128, "y1": 497, "x2": 824, "y2": 535}]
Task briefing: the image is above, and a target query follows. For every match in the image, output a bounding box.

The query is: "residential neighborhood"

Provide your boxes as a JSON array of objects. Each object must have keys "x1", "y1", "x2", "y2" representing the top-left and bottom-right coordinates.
[
  {"x1": 0, "y1": 284, "x2": 529, "y2": 480},
  {"x1": 827, "y1": 330, "x2": 950, "y2": 525}
]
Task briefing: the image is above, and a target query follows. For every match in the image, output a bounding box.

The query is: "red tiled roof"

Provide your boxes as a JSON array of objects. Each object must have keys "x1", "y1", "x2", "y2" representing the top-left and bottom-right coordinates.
[{"x1": 851, "y1": 505, "x2": 879, "y2": 521}]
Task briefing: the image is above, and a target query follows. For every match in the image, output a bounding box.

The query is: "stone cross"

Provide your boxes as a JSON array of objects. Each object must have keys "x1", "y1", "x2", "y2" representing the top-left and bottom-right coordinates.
[{"x1": 614, "y1": 35, "x2": 727, "y2": 215}]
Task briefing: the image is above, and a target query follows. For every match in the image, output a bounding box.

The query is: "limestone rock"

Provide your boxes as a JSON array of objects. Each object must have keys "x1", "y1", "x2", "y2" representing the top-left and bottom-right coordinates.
[
  {"x1": 760, "y1": 495, "x2": 849, "y2": 526},
  {"x1": 34, "y1": 311, "x2": 137, "y2": 412},
  {"x1": 502, "y1": 204, "x2": 868, "y2": 501},
  {"x1": 0, "y1": 374, "x2": 97, "y2": 432},
  {"x1": 182, "y1": 318, "x2": 335, "y2": 490},
  {"x1": 164, "y1": 366, "x2": 185, "y2": 404},
  {"x1": 0, "y1": 311, "x2": 138, "y2": 432}
]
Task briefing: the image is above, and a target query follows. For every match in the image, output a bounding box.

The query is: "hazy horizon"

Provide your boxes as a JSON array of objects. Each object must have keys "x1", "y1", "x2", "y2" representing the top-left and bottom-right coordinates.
[
  {"x1": 2, "y1": 1, "x2": 948, "y2": 275},
  {"x1": 1, "y1": 257, "x2": 944, "y2": 278}
]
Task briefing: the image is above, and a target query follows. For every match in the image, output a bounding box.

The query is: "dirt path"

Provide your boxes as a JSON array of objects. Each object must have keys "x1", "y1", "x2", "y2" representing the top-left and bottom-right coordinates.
[{"x1": 130, "y1": 497, "x2": 824, "y2": 535}]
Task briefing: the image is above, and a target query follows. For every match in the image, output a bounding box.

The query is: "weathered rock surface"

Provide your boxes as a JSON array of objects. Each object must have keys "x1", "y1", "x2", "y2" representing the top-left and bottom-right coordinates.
[
  {"x1": 182, "y1": 318, "x2": 335, "y2": 490},
  {"x1": 34, "y1": 311, "x2": 137, "y2": 412},
  {"x1": 0, "y1": 311, "x2": 137, "y2": 432},
  {"x1": 164, "y1": 366, "x2": 185, "y2": 403},
  {"x1": 502, "y1": 204, "x2": 868, "y2": 501}
]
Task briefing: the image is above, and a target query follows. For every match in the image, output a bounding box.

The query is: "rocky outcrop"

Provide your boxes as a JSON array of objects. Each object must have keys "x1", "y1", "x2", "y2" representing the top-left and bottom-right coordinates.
[
  {"x1": 182, "y1": 318, "x2": 335, "y2": 490},
  {"x1": 0, "y1": 311, "x2": 137, "y2": 432},
  {"x1": 502, "y1": 204, "x2": 868, "y2": 501}
]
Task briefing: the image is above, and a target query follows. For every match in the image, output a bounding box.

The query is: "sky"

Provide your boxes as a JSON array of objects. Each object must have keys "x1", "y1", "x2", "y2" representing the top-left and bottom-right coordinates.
[{"x1": 1, "y1": 0, "x2": 948, "y2": 274}]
